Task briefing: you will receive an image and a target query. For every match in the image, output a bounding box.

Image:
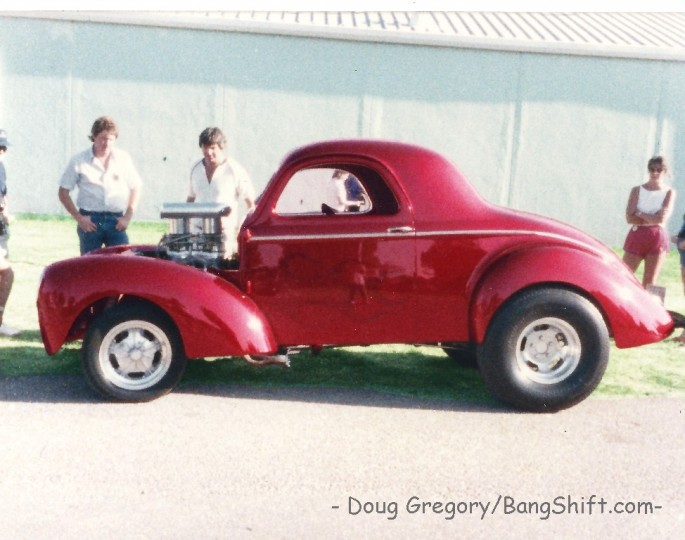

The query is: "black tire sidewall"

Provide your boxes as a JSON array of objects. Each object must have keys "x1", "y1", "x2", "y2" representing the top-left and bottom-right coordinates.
[
  {"x1": 82, "y1": 303, "x2": 187, "y2": 402},
  {"x1": 478, "y1": 288, "x2": 609, "y2": 412}
]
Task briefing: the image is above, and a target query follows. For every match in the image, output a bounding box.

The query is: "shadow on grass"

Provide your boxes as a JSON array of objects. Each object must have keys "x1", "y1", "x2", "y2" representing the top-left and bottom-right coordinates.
[
  {"x1": 178, "y1": 347, "x2": 503, "y2": 411},
  {"x1": 0, "y1": 341, "x2": 505, "y2": 412},
  {"x1": 0, "y1": 330, "x2": 81, "y2": 376}
]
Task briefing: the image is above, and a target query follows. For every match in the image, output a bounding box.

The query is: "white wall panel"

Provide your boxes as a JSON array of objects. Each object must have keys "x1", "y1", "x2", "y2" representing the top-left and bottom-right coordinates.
[{"x1": 0, "y1": 16, "x2": 683, "y2": 246}]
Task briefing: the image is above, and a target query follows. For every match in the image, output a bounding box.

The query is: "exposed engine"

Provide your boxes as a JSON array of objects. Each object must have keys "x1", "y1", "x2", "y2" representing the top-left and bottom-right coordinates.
[
  {"x1": 157, "y1": 202, "x2": 235, "y2": 269},
  {"x1": 156, "y1": 202, "x2": 290, "y2": 367}
]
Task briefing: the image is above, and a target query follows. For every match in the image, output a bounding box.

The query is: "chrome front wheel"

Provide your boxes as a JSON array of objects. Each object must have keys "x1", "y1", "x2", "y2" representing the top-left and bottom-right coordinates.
[
  {"x1": 98, "y1": 320, "x2": 174, "y2": 391},
  {"x1": 83, "y1": 303, "x2": 187, "y2": 402}
]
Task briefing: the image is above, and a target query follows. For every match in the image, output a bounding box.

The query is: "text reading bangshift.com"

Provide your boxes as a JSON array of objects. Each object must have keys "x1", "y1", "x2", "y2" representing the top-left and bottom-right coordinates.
[{"x1": 332, "y1": 495, "x2": 663, "y2": 521}]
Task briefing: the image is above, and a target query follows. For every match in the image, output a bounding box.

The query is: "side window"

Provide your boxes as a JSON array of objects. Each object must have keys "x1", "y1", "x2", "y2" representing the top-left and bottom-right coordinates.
[
  {"x1": 275, "y1": 166, "x2": 398, "y2": 216},
  {"x1": 275, "y1": 168, "x2": 370, "y2": 215}
]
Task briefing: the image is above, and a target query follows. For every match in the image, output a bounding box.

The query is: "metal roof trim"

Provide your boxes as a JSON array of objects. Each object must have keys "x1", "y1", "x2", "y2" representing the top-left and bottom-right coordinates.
[{"x1": 4, "y1": 11, "x2": 685, "y2": 62}]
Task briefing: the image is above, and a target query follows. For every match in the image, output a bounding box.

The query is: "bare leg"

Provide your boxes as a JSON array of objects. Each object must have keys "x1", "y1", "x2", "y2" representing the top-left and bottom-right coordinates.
[
  {"x1": 642, "y1": 252, "x2": 666, "y2": 288},
  {"x1": 0, "y1": 266, "x2": 14, "y2": 327},
  {"x1": 622, "y1": 252, "x2": 643, "y2": 274},
  {"x1": 679, "y1": 267, "x2": 685, "y2": 344}
]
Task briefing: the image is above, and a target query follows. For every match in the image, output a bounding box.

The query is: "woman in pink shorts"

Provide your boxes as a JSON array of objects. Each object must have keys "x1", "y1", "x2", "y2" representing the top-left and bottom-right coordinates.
[{"x1": 622, "y1": 156, "x2": 674, "y2": 288}]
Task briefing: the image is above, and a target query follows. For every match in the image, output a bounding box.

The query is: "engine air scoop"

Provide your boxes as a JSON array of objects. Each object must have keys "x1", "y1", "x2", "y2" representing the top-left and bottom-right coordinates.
[{"x1": 159, "y1": 202, "x2": 232, "y2": 268}]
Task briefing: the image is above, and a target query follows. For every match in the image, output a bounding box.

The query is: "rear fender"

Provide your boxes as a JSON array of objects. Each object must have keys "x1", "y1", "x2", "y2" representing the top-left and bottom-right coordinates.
[
  {"x1": 469, "y1": 245, "x2": 674, "y2": 348},
  {"x1": 37, "y1": 255, "x2": 277, "y2": 357}
]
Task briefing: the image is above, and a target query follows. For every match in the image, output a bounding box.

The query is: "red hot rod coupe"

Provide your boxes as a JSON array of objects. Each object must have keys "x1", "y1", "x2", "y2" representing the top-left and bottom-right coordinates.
[{"x1": 37, "y1": 140, "x2": 678, "y2": 411}]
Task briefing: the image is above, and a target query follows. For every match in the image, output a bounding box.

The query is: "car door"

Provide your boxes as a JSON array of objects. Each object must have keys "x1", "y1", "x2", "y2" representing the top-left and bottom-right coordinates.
[{"x1": 243, "y1": 163, "x2": 418, "y2": 346}]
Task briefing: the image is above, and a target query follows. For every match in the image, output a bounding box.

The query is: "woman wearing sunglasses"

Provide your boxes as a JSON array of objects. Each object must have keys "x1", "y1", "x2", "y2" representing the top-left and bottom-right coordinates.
[{"x1": 622, "y1": 156, "x2": 674, "y2": 290}]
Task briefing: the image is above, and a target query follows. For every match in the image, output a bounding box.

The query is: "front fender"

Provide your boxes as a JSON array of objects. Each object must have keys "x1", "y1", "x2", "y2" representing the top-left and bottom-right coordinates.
[
  {"x1": 37, "y1": 254, "x2": 277, "y2": 357},
  {"x1": 470, "y1": 245, "x2": 674, "y2": 348}
]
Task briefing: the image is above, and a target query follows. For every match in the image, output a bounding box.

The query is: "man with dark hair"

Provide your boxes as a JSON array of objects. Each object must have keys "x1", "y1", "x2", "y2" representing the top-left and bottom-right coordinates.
[{"x1": 187, "y1": 127, "x2": 255, "y2": 257}]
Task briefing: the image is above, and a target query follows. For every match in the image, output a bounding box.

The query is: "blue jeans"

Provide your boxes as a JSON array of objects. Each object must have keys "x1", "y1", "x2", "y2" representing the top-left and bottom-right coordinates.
[{"x1": 78, "y1": 210, "x2": 129, "y2": 254}]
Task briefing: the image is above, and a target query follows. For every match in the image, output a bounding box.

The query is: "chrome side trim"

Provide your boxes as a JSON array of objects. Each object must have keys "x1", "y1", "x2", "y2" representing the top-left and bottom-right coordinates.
[
  {"x1": 249, "y1": 231, "x2": 397, "y2": 242},
  {"x1": 416, "y1": 229, "x2": 604, "y2": 255},
  {"x1": 247, "y1": 228, "x2": 602, "y2": 254}
]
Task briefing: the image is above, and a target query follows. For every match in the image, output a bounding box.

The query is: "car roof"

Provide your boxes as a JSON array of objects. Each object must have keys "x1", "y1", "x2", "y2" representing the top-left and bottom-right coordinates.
[{"x1": 280, "y1": 139, "x2": 486, "y2": 223}]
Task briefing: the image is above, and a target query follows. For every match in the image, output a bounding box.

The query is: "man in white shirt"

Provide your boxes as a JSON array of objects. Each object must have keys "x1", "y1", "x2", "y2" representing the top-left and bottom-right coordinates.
[
  {"x1": 58, "y1": 116, "x2": 142, "y2": 254},
  {"x1": 187, "y1": 127, "x2": 255, "y2": 257}
]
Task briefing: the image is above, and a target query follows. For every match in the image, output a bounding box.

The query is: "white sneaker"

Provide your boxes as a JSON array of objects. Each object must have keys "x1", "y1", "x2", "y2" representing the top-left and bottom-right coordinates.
[{"x1": 0, "y1": 323, "x2": 21, "y2": 337}]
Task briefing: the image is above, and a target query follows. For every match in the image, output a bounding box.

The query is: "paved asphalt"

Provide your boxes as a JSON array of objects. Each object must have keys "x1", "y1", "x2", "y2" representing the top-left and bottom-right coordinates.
[{"x1": 0, "y1": 374, "x2": 683, "y2": 539}]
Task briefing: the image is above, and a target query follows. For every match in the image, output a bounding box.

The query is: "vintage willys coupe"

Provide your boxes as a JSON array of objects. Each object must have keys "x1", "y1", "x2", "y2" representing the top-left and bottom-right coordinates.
[{"x1": 37, "y1": 140, "x2": 677, "y2": 411}]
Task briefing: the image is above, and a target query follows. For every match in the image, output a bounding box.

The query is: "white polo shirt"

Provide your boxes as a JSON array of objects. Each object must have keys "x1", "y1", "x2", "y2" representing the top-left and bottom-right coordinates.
[{"x1": 59, "y1": 147, "x2": 143, "y2": 213}]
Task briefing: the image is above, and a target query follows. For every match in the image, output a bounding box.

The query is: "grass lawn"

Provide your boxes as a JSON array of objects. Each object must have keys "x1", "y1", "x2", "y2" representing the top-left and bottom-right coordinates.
[{"x1": 1, "y1": 215, "x2": 684, "y2": 403}]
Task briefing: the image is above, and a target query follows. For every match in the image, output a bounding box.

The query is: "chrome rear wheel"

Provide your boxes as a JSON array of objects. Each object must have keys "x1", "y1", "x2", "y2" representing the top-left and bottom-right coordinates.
[
  {"x1": 515, "y1": 317, "x2": 581, "y2": 385},
  {"x1": 478, "y1": 288, "x2": 609, "y2": 412}
]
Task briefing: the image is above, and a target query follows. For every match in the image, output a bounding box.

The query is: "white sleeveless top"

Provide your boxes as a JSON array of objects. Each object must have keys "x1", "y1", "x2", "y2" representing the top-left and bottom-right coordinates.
[{"x1": 636, "y1": 186, "x2": 668, "y2": 215}]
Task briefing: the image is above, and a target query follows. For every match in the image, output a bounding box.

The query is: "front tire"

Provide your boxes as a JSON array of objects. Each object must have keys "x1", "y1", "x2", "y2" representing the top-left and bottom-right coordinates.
[
  {"x1": 477, "y1": 288, "x2": 609, "y2": 412},
  {"x1": 82, "y1": 302, "x2": 187, "y2": 402}
]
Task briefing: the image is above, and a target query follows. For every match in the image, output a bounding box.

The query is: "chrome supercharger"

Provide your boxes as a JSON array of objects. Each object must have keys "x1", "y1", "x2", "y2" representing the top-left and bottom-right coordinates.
[{"x1": 158, "y1": 202, "x2": 232, "y2": 269}]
